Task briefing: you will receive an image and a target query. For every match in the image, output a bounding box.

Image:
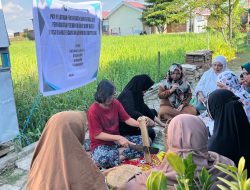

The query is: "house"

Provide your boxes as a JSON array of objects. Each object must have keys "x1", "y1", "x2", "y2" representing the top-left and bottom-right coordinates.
[
  {"x1": 102, "y1": 1, "x2": 151, "y2": 36},
  {"x1": 164, "y1": 9, "x2": 210, "y2": 33},
  {"x1": 240, "y1": 0, "x2": 250, "y2": 8},
  {"x1": 188, "y1": 9, "x2": 211, "y2": 33},
  {"x1": 102, "y1": 1, "x2": 210, "y2": 36}
]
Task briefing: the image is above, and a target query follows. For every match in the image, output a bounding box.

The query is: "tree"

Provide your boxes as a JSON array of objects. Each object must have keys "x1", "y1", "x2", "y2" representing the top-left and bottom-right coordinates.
[
  {"x1": 142, "y1": 0, "x2": 208, "y2": 33},
  {"x1": 142, "y1": 0, "x2": 173, "y2": 33},
  {"x1": 204, "y1": 0, "x2": 245, "y2": 42}
]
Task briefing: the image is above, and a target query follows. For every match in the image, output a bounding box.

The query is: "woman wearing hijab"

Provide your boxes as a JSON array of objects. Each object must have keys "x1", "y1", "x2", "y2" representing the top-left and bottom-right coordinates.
[
  {"x1": 195, "y1": 55, "x2": 229, "y2": 112},
  {"x1": 120, "y1": 114, "x2": 234, "y2": 190},
  {"x1": 242, "y1": 61, "x2": 250, "y2": 93},
  {"x1": 207, "y1": 89, "x2": 250, "y2": 172},
  {"x1": 88, "y1": 80, "x2": 144, "y2": 169},
  {"x1": 26, "y1": 111, "x2": 106, "y2": 190},
  {"x1": 118, "y1": 74, "x2": 165, "y2": 142},
  {"x1": 217, "y1": 71, "x2": 250, "y2": 122},
  {"x1": 158, "y1": 63, "x2": 197, "y2": 121}
]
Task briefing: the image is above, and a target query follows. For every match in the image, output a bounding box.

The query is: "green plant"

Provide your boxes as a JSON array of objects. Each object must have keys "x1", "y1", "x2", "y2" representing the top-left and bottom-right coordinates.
[
  {"x1": 146, "y1": 171, "x2": 167, "y2": 190},
  {"x1": 167, "y1": 152, "x2": 196, "y2": 190},
  {"x1": 215, "y1": 157, "x2": 250, "y2": 190},
  {"x1": 197, "y1": 167, "x2": 213, "y2": 190},
  {"x1": 166, "y1": 152, "x2": 212, "y2": 190}
]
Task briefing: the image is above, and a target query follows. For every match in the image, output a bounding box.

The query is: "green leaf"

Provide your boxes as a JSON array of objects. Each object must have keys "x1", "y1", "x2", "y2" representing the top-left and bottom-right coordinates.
[
  {"x1": 166, "y1": 152, "x2": 185, "y2": 176},
  {"x1": 198, "y1": 167, "x2": 212, "y2": 189},
  {"x1": 214, "y1": 165, "x2": 238, "y2": 181},
  {"x1": 146, "y1": 171, "x2": 167, "y2": 190},
  {"x1": 242, "y1": 170, "x2": 248, "y2": 182},
  {"x1": 244, "y1": 179, "x2": 250, "y2": 190},
  {"x1": 226, "y1": 165, "x2": 238, "y2": 173},
  {"x1": 183, "y1": 154, "x2": 196, "y2": 183},
  {"x1": 238, "y1": 157, "x2": 245, "y2": 176},
  {"x1": 217, "y1": 184, "x2": 229, "y2": 190},
  {"x1": 217, "y1": 177, "x2": 238, "y2": 190}
]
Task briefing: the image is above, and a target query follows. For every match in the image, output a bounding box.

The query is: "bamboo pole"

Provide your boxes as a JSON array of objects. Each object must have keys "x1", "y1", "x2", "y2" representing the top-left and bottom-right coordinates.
[{"x1": 138, "y1": 116, "x2": 152, "y2": 163}]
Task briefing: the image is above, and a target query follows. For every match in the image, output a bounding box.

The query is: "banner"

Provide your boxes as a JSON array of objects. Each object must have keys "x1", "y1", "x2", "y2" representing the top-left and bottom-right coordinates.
[
  {"x1": 33, "y1": 0, "x2": 102, "y2": 96},
  {"x1": 0, "y1": 71, "x2": 19, "y2": 143}
]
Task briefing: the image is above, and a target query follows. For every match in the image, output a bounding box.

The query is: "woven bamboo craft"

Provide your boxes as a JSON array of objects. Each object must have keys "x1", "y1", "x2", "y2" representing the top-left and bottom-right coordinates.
[{"x1": 106, "y1": 165, "x2": 141, "y2": 188}]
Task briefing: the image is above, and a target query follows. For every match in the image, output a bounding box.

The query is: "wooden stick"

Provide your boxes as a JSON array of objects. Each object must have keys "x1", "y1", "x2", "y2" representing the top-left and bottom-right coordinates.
[{"x1": 138, "y1": 116, "x2": 152, "y2": 163}]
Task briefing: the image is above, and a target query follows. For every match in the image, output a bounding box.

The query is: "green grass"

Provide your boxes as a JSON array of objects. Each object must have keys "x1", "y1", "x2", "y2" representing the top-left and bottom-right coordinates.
[{"x1": 9, "y1": 32, "x2": 237, "y2": 146}]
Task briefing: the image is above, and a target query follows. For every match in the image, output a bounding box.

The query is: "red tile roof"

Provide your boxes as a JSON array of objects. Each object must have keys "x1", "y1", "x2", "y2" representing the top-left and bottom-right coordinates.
[
  {"x1": 102, "y1": 11, "x2": 110, "y2": 19},
  {"x1": 194, "y1": 9, "x2": 211, "y2": 16},
  {"x1": 102, "y1": 1, "x2": 145, "y2": 20},
  {"x1": 126, "y1": 1, "x2": 145, "y2": 10}
]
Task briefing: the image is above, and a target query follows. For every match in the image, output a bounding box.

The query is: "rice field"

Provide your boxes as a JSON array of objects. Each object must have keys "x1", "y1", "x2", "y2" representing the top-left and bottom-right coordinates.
[{"x1": 9, "y1": 32, "x2": 237, "y2": 146}]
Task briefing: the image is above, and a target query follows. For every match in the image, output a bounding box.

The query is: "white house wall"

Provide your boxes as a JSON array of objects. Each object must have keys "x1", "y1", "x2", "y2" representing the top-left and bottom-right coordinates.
[
  {"x1": 193, "y1": 15, "x2": 207, "y2": 33},
  {"x1": 186, "y1": 15, "x2": 208, "y2": 33},
  {"x1": 108, "y1": 5, "x2": 143, "y2": 36}
]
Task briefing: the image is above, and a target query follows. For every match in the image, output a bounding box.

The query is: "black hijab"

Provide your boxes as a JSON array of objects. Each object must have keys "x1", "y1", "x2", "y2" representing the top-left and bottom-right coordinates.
[
  {"x1": 207, "y1": 89, "x2": 250, "y2": 170},
  {"x1": 118, "y1": 74, "x2": 154, "y2": 119}
]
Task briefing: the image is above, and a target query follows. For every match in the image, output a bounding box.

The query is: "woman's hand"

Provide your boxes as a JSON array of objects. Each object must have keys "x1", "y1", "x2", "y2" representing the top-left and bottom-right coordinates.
[
  {"x1": 198, "y1": 92, "x2": 207, "y2": 104},
  {"x1": 116, "y1": 136, "x2": 134, "y2": 148},
  {"x1": 176, "y1": 104, "x2": 184, "y2": 111},
  {"x1": 145, "y1": 117, "x2": 155, "y2": 127},
  {"x1": 158, "y1": 121, "x2": 166, "y2": 128},
  {"x1": 154, "y1": 116, "x2": 166, "y2": 128},
  {"x1": 217, "y1": 82, "x2": 228, "y2": 89},
  {"x1": 170, "y1": 83, "x2": 179, "y2": 93}
]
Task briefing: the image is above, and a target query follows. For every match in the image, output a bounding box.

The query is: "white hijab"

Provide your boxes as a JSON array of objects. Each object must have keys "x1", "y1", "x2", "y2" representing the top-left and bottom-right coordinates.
[{"x1": 195, "y1": 55, "x2": 230, "y2": 97}]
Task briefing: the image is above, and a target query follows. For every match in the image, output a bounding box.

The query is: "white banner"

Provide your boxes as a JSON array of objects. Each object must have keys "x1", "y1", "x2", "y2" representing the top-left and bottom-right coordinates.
[
  {"x1": 0, "y1": 71, "x2": 19, "y2": 144},
  {"x1": 33, "y1": 0, "x2": 102, "y2": 96}
]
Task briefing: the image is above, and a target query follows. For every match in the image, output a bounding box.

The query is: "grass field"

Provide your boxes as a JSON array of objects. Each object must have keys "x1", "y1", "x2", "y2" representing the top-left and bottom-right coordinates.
[{"x1": 9, "y1": 32, "x2": 238, "y2": 145}]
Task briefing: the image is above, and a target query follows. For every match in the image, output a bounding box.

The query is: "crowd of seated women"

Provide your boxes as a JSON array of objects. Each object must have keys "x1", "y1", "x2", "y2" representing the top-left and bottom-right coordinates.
[{"x1": 26, "y1": 57, "x2": 250, "y2": 190}]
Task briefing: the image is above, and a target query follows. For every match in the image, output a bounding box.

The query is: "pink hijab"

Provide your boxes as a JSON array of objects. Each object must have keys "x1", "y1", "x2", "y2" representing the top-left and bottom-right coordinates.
[
  {"x1": 26, "y1": 111, "x2": 106, "y2": 190},
  {"x1": 120, "y1": 114, "x2": 234, "y2": 190}
]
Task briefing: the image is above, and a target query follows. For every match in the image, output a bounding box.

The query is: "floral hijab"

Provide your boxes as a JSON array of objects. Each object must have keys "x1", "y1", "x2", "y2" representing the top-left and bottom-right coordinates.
[
  {"x1": 217, "y1": 71, "x2": 250, "y2": 122},
  {"x1": 161, "y1": 63, "x2": 191, "y2": 108}
]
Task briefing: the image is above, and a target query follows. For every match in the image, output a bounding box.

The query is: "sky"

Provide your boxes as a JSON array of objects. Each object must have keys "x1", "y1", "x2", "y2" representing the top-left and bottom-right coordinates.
[{"x1": 1, "y1": 0, "x2": 145, "y2": 33}]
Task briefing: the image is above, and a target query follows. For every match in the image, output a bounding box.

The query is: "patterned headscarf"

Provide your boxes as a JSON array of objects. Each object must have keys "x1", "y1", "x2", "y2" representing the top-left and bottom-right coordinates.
[
  {"x1": 217, "y1": 71, "x2": 250, "y2": 121},
  {"x1": 166, "y1": 63, "x2": 183, "y2": 82},
  {"x1": 162, "y1": 63, "x2": 190, "y2": 108}
]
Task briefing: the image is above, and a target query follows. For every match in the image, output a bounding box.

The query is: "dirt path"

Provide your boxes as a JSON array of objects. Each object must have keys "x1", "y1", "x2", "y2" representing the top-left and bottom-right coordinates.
[{"x1": 228, "y1": 45, "x2": 250, "y2": 71}]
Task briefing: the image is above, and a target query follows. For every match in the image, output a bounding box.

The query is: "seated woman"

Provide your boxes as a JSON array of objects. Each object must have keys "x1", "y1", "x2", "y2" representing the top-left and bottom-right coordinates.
[
  {"x1": 241, "y1": 61, "x2": 250, "y2": 93},
  {"x1": 26, "y1": 111, "x2": 106, "y2": 190},
  {"x1": 195, "y1": 55, "x2": 229, "y2": 112},
  {"x1": 217, "y1": 71, "x2": 250, "y2": 122},
  {"x1": 207, "y1": 89, "x2": 250, "y2": 172},
  {"x1": 88, "y1": 79, "x2": 144, "y2": 169},
  {"x1": 158, "y1": 63, "x2": 196, "y2": 121},
  {"x1": 120, "y1": 114, "x2": 234, "y2": 190},
  {"x1": 118, "y1": 74, "x2": 165, "y2": 142}
]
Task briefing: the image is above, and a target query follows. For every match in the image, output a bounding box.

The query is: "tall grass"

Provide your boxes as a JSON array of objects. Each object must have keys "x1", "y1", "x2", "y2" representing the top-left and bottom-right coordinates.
[{"x1": 9, "y1": 33, "x2": 236, "y2": 146}]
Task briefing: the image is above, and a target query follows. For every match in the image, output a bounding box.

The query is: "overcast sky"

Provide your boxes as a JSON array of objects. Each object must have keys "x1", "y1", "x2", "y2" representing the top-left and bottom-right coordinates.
[{"x1": 1, "y1": 0, "x2": 145, "y2": 33}]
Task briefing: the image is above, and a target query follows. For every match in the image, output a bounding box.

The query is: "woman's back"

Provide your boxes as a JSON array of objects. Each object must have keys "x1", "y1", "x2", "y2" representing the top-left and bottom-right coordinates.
[{"x1": 207, "y1": 89, "x2": 250, "y2": 172}]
